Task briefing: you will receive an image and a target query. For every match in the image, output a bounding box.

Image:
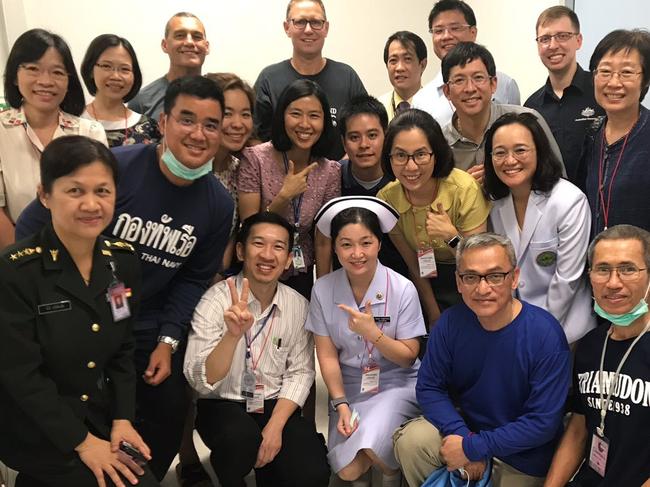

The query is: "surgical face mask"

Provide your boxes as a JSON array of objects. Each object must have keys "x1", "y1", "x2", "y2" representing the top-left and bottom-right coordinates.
[
  {"x1": 160, "y1": 138, "x2": 213, "y2": 181},
  {"x1": 593, "y1": 280, "x2": 650, "y2": 327}
]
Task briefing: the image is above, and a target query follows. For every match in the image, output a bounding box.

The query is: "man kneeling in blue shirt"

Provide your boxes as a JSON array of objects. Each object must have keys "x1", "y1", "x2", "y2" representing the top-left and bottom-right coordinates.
[{"x1": 393, "y1": 233, "x2": 570, "y2": 487}]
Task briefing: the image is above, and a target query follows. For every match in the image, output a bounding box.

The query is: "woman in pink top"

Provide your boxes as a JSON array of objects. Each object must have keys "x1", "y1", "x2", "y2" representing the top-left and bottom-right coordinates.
[{"x1": 238, "y1": 79, "x2": 341, "y2": 298}]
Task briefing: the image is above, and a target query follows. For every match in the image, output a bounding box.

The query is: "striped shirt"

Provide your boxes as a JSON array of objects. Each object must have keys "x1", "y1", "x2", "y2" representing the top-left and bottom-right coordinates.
[{"x1": 184, "y1": 273, "x2": 315, "y2": 406}]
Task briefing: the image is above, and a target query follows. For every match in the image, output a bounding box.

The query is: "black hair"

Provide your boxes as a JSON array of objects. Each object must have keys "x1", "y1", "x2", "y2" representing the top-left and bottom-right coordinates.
[
  {"x1": 236, "y1": 211, "x2": 294, "y2": 250},
  {"x1": 331, "y1": 207, "x2": 383, "y2": 244},
  {"x1": 271, "y1": 79, "x2": 334, "y2": 158},
  {"x1": 80, "y1": 34, "x2": 143, "y2": 102},
  {"x1": 428, "y1": 0, "x2": 477, "y2": 30},
  {"x1": 442, "y1": 42, "x2": 496, "y2": 83},
  {"x1": 338, "y1": 95, "x2": 388, "y2": 138},
  {"x1": 40, "y1": 135, "x2": 118, "y2": 193},
  {"x1": 483, "y1": 112, "x2": 563, "y2": 200},
  {"x1": 589, "y1": 29, "x2": 650, "y2": 102},
  {"x1": 163, "y1": 75, "x2": 225, "y2": 115},
  {"x1": 4, "y1": 28, "x2": 85, "y2": 115},
  {"x1": 382, "y1": 108, "x2": 455, "y2": 180},
  {"x1": 383, "y1": 30, "x2": 428, "y2": 65}
]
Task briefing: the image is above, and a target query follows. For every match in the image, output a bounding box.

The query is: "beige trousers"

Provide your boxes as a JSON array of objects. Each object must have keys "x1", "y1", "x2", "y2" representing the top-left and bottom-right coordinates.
[{"x1": 393, "y1": 416, "x2": 545, "y2": 487}]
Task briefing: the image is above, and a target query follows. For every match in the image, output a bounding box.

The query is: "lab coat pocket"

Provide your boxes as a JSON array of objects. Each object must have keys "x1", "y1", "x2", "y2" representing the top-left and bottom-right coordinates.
[{"x1": 530, "y1": 238, "x2": 558, "y2": 272}]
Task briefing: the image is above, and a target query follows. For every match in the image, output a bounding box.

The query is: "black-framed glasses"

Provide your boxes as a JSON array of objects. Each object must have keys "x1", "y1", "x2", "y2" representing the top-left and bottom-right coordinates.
[
  {"x1": 390, "y1": 150, "x2": 433, "y2": 166},
  {"x1": 535, "y1": 32, "x2": 578, "y2": 46},
  {"x1": 429, "y1": 23, "x2": 472, "y2": 36},
  {"x1": 289, "y1": 18, "x2": 326, "y2": 30},
  {"x1": 589, "y1": 265, "x2": 648, "y2": 283},
  {"x1": 458, "y1": 270, "x2": 513, "y2": 286},
  {"x1": 446, "y1": 73, "x2": 492, "y2": 88}
]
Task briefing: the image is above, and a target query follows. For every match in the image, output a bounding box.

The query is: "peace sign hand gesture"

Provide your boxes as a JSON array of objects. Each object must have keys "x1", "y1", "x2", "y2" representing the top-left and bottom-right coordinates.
[
  {"x1": 224, "y1": 277, "x2": 255, "y2": 338},
  {"x1": 338, "y1": 301, "x2": 379, "y2": 339},
  {"x1": 279, "y1": 159, "x2": 319, "y2": 201}
]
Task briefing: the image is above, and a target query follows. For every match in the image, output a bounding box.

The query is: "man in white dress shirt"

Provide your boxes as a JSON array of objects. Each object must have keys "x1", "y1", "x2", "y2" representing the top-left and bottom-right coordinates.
[
  {"x1": 184, "y1": 212, "x2": 329, "y2": 487},
  {"x1": 412, "y1": 0, "x2": 520, "y2": 127}
]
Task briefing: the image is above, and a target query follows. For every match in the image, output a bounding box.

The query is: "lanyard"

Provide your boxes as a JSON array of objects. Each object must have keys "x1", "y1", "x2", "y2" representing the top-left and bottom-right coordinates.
[
  {"x1": 597, "y1": 129, "x2": 630, "y2": 230},
  {"x1": 245, "y1": 305, "x2": 277, "y2": 371},
  {"x1": 363, "y1": 269, "x2": 390, "y2": 364},
  {"x1": 281, "y1": 152, "x2": 305, "y2": 232},
  {"x1": 596, "y1": 321, "x2": 650, "y2": 436}
]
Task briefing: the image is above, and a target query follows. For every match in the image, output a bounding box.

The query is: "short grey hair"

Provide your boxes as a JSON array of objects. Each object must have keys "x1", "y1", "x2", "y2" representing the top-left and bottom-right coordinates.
[
  {"x1": 588, "y1": 224, "x2": 650, "y2": 269},
  {"x1": 456, "y1": 232, "x2": 517, "y2": 268}
]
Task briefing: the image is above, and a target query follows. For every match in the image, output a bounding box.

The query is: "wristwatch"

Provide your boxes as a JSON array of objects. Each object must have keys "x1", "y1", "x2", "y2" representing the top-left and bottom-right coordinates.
[
  {"x1": 157, "y1": 335, "x2": 180, "y2": 354},
  {"x1": 447, "y1": 234, "x2": 462, "y2": 249},
  {"x1": 330, "y1": 396, "x2": 349, "y2": 410}
]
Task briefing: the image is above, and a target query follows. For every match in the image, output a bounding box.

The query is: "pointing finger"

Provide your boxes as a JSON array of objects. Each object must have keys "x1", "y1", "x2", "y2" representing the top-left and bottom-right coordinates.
[
  {"x1": 338, "y1": 303, "x2": 359, "y2": 317},
  {"x1": 302, "y1": 161, "x2": 319, "y2": 175}
]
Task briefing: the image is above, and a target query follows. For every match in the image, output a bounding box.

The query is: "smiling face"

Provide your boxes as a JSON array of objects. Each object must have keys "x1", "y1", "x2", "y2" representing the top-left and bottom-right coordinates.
[
  {"x1": 343, "y1": 113, "x2": 384, "y2": 171},
  {"x1": 430, "y1": 9, "x2": 477, "y2": 60},
  {"x1": 595, "y1": 48, "x2": 644, "y2": 118},
  {"x1": 159, "y1": 94, "x2": 222, "y2": 169},
  {"x1": 237, "y1": 222, "x2": 293, "y2": 285},
  {"x1": 40, "y1": 161, "x2": 116, "y2": 244},
  {"x1": 162, "y1": 16, "x2": 209, "y2": 70},
  {"x1": 536, "y1": 16, "x2": 582, "y2": 75},
  {"x1": 284, "y1": 95, "x2": 324, "y2": 150},
  {"x1": 284, "y1": 0, "x2": 329, "y2": 58},
  {"x1": 17, "y1": 47, "x2": 68, "y2": 113},
  {"x1": 386, "y1": 40, "x2": 427, "y2": 99},
  {"x1": 590, "y1": 238, "x2": 649, "y2": 315},
  {"x1": 335, "y1": 222, "x2": 381, "y2": 281},
  {"x1": 491, "y1": 122, "x2": 537, "y2": 193},
  {"x1": 391, "y1": 127, "x2": 435, "y2": 192},
  {"x1": 221, "y1": 88, "x2": 253, "y2": 152},
  {"x1": 92, "y1": 45, "x2": 134, "y2": 103},
  {"x1": 443, "y1": 58, "x2": 496, "y2": 119}
]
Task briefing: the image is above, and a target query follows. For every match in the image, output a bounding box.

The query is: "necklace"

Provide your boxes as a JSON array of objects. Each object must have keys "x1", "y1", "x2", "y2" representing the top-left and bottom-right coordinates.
[{"x1": 89, "y1": 101, "x2": 130, "y2": 144}]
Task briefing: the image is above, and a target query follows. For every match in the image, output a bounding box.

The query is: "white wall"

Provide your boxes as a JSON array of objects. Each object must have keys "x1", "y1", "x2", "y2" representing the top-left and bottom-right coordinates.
[{"x1": 1, "y1": 0, "x2": 561, "y2": 104}]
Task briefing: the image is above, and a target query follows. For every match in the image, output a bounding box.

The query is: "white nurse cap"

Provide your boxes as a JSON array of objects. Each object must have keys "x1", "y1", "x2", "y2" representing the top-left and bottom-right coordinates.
[{"x1": 314, "y1": 196, "x2": 400, "y2": 238}]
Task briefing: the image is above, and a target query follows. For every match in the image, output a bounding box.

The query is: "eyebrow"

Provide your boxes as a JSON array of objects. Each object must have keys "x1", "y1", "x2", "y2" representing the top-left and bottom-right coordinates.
[{"x1": 393, "y1": 145, "x2": 429, "y2": 152}]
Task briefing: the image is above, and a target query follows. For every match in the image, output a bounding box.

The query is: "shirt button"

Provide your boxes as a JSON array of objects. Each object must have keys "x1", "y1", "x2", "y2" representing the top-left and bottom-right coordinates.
[
  {"x1": 91, "y1": 323, "x2": 100, "y2": 332},
  {"x1": 416, "y1": 225, "x2": 423, "y2": 230},
  {"x1": 87, "y1": 361, "x2": 96, "y2": 369},
  {"x1": 357, "y1": 354, "x2": 361, "y2": 359},
  {"x1": 80, "y1": 394, "x2": 89, "y2": 402},
  {"x1": 420, "y1": 241, "x2": 427, "y2": 246}
]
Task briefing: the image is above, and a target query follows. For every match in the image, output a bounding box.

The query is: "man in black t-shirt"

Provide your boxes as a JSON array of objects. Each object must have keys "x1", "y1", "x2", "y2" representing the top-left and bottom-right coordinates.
[{"x1": 544, "y1": 224, "x2": 650, "y2": 487}]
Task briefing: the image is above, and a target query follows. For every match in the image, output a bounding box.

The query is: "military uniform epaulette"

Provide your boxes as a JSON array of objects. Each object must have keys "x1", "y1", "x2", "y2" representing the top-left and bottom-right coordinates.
[
  {"x1": 3, "y1": 245, "x2": 43, "y2": 265},
  {"x1": 102, "y1": 238, "x2": 136, "y2": 253}
]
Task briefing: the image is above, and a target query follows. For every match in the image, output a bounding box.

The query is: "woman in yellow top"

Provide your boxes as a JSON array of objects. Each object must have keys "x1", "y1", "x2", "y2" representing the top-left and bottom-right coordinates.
[{"x1": 377, "y1": 109, "x2": 489, "y2": 327}]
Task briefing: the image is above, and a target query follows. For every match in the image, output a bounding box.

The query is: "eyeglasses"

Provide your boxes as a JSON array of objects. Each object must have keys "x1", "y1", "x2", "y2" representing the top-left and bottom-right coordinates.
[
  {"x1": 390, "y1": 150, "x2": 433, "y2": 166},
  {"x1": 95, "y1": 62, "x2": 133, "y2": 76},
  {"x1": 289, "y1": 18, "x2": 326, "y2": 30},
  {"x1": 458, "y1": 270, "x2": 513, "y2": 287},
  {"x1": 169, "y1": 113, "x2": 220, "y2": 136},
  {"x1": 19, "y1": 63, "x2": 68, "y2": 82},
  {"x1": 429, "y1": 23, "x2": 472, "y2": 36},
  {"x1": 535, "y1": 32, "x2": 579, "y2": 46},
  {"x1": 447, "y1": 73, "x2": 492, "y2": 88},
  {"x1": 593, "y1": 68, "x2": 643, "y2": 83},
  {"x1": 589, "y1": 265, "x2": 648, "y2": 283},
  {"x1": 491, "y1": 147, "x2": 534, "y2": 162}
]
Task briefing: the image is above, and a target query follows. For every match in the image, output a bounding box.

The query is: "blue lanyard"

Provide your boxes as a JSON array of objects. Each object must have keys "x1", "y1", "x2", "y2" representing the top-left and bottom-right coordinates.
[
  {"x1": 245, "y1": 304, "x2": 277, "y2": 360},
  {"x1": 281, "y1": 152, "x2": 305, "y2": 231}
]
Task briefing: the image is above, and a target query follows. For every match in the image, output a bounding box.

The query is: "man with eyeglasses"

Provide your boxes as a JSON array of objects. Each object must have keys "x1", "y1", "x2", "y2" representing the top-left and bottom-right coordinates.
[
  {"x1": 412, "y1": 0, "x2": 520, "y2": 128},
  {"x1": 253, "y1": 0, "x2": 367, "y2": 160},
  {"x1": 544, "y1": 224, "x2": 650, "y2": 487},
  {"x1": 129, "y1": 12, "x2": 209, "y2": 120},
  {"x1": 16, "y1": 76, "x2": 234, "y2": 480},
  {"x1": 440, "y1": 42, "x2": 564, "y2": 181},
  {"x1": 394, "y1": 232, "x2": 570, "y2": 487},
  {"x1": 524, "y1": 6, "x2": 604, "y2": 183}
]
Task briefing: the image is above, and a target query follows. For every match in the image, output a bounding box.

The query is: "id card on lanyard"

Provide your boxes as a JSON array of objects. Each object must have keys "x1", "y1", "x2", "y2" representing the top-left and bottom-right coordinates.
[
  {"x1": 242, "y1": 305, "x2": 277, "y2": 413},
  {"x1": 360, "y1": 270, "x2": 391, "y2": 394},
  {"x1": 282, "y1": 152, "x2": 307, "y2": 270},
  {"x1": 105, "y1": 259, "x2": 131, "y2": 321}
]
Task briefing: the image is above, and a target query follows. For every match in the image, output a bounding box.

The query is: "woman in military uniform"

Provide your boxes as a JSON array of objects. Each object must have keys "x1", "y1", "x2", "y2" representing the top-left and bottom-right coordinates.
[{"x1": 0, "y1": 136, "x2": 159, "y2": 487}]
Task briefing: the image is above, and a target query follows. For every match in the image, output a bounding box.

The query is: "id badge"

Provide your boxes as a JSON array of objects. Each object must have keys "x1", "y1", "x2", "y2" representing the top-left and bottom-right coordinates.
[
  {"x1": 360, "y1": 363, "x2": 380, "y2": 394},
  {"x1": 417, "y1": 247, "x2": 438, "y2": 278},
  {"x1": 108, "y1": 282, "x2": 131, "y2": 321},
  {"x1": 588, "y1": 433, "x2": 609, "y2": 477},
  {"x1": 241, "y1": 370, "x2": 256, "y2": 398},
  {"x1": 246, "y1": 384, "x2": 265, "y2": 414},
  {"x1": 292, "y1": 245, "x2": 306, "y2": 270}
]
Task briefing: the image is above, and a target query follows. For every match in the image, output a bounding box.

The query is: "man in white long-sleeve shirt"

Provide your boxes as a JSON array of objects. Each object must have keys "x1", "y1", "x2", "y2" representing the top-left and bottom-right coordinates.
[{"x1": 184, "y1": 211, "x2": 330, "y2": 487}]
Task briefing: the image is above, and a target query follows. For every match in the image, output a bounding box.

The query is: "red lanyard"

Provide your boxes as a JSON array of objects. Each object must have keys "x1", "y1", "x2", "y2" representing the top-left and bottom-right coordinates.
[
  {"x1": 245, "y1": 305, "x2": 277, "y2": 372},
  {"x1": 363, "y1": 269, "x2": 390, "y2": 364},
  {"x1": 597, "y1": 129, "x2": 630, "y2": 229}
]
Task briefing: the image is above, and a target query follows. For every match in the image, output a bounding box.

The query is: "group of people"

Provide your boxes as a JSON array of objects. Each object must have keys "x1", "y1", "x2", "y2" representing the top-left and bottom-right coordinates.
[{"x1": 0, "y1": 1, "x2": 649, "y2": 487}]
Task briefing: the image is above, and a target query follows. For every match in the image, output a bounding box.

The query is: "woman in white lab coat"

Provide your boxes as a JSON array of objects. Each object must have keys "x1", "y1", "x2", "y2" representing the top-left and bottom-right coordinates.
[{"x1": 484, "y1": 112, "x2": 596, "y2": 344}]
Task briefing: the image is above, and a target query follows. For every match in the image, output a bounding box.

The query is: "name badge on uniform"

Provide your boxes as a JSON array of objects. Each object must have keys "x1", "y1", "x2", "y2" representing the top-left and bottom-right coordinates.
[
  {"x1": 38, "y1": 300, "x2": 72, "y2": 315},
  {"x1": 246, "y1": 384, "x2": 265, "y2": 414},
  {"x1": 374, "y1": 316, "x2": 390, "y2": 324},
  {"x1": 360, "y1": 363, "x2": 380, "y2": 394},
  {"x1": 108, "y1": 282, "x2": 131, "y2": 322},
  {"x1": 417, "y1": 247, "x2": 437, "y2": 278},
  {"x1": 588, "y1": 433, "x2": 609, "y2": 477},
  {"x1": 241, "y1": 370, "x2": 256, "y2": 398},
  {"x1": 292, "y1": 246, "x2": 306, "y2": 270}
]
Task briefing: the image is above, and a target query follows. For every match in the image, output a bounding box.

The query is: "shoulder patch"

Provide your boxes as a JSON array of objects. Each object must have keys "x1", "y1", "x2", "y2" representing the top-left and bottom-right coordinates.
[
  {"x1": 5, "y1": 246, "x2": 43, "y2": 265},
  {"x1": 103, "y1": 239, "x2": 136, "y2": 253}
]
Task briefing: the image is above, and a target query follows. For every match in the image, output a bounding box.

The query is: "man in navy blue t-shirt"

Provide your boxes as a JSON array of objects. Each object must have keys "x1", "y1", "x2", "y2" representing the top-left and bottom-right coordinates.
[{"x1": 17, "y1": 76, "x2": 234, "y2": 480}]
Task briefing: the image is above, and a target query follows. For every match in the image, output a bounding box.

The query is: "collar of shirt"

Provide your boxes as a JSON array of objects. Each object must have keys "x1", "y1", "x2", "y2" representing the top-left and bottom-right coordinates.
[
  {"x1": 332, "y1": 261, "x2": 388, "y2": 311},
  {"x1": 542, "y1": 63, "x2": 592, "y2": 101},
  {"x1": 445, "y1": 101, "x2": 502, "y2": 146},
  {"x1": 0, "y1": 106, "x2": 80, "y2": 129}
]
